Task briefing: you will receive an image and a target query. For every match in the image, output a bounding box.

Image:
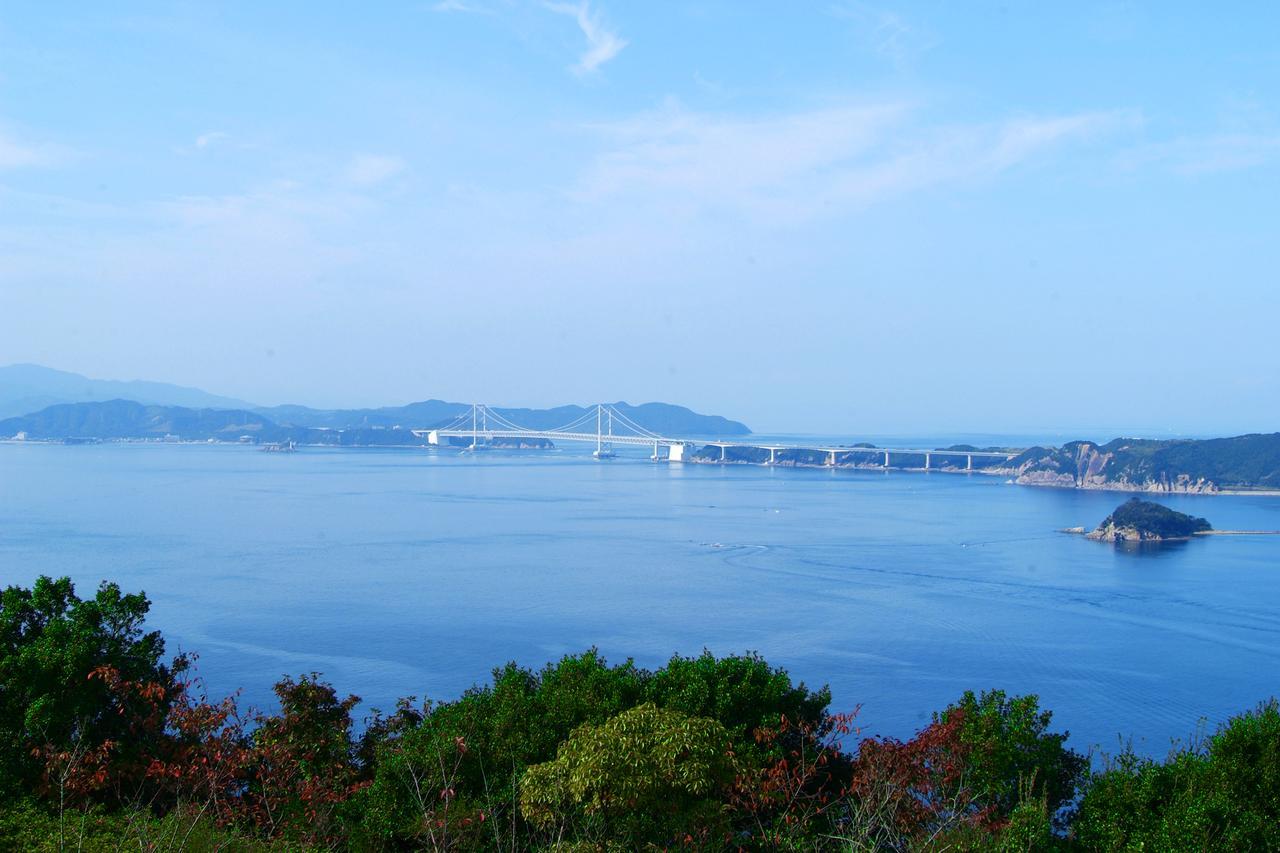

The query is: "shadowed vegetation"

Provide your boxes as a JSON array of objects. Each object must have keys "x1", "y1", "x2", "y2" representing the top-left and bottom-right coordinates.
[{"x1": 1, "y1": 576, "x2": 1275, "y2": 850}]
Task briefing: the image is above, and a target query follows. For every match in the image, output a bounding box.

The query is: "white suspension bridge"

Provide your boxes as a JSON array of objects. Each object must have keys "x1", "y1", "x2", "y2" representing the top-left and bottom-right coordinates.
[{"x1": 412, "y1": 404, "x2": 1019, "y2": 470}]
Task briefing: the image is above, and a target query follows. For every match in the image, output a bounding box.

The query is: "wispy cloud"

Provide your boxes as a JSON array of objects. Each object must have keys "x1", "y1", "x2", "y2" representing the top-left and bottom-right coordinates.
[
  {"x1": 1122, "y1": 131, "x2": 1280, "y2": 175},
  {"x1": 431, "y1": 0, "x2": 491, "y2": 13},
  {"x1": 195, "y1": 130, "x2": 229, "y2": 150},
  {"x1": 829, "y1": 2, "x2": 939, "y2": 66},
  {"x1": 343, "y1": 154, "x2": 407, "y2": 187},
  {"x1": 0, "y1": 129, "x2": 65, "y2": 170},
  {"x1": 545, "y1": 1, "x2": 626, "y2": 75},
  {"x1": 573, "y1": 103, "x2": 1132, "y2": 222}
]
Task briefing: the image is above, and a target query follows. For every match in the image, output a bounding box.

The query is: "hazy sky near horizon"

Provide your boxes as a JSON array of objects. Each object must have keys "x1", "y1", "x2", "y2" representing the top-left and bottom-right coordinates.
[{"x1": 1, "y1": 2, "x2": 1278, "y2": 435}]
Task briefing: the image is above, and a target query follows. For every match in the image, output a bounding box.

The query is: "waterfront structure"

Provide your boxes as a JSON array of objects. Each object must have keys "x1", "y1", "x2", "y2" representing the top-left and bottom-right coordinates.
[{"x1": 413, "y1": 404, "x2": 1017, "y2": 469}]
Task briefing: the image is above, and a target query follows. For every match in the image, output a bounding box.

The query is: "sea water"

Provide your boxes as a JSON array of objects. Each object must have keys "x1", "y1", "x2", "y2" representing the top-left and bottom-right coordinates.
[{"x1": 2, "y1": 441, "x2": 1278, "y2": 756}]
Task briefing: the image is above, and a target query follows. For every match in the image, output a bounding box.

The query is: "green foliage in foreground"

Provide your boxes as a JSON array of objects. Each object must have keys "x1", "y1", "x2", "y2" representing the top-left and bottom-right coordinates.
[
  {"x1": 520, "y1": 703, "x2": 736, "y2": 845},
  {"x1": 1074, "y1": 699, "x2": 1280, "y2": 850},
  {"x1": 0, "y1": 575, "x2": 1277, "y2": 851},
  {"x1": 0, "y1": 575, "x2": 183, "y2": 800},
  {"x1": 0, "y1": 798, "x2": 269, "y2": 852},
  {"x1": 939, "y1": 689, "x2": 1089, "y2": 823}
]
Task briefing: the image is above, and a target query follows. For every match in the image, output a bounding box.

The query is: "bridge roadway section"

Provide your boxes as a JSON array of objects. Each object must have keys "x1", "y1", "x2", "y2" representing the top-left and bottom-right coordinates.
[{"x1": 413, "y1": 428, "x2": 1018, "y2": 470}]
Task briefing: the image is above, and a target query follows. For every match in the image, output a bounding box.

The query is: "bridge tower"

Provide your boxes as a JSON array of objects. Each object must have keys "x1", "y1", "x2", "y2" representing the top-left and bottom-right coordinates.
[{"x1": 593, "y1": 404, "x2": 617, "y2": 459}]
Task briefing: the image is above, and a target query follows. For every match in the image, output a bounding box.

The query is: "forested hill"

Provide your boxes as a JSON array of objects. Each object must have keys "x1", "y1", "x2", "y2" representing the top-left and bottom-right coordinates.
[
  {"x1": 0, "y1": 365, "x2": 751, "y2": 437},
  {"x1": 256, "y1": 400, "x2": 750, "y2": 436},
  {"x1": 0, "y1": 400, "x2": 279, "y2": 441},
  {"x1": 0, "y1": 399, "x2": 750, "y2": 443},
  {"x1": 1001, "y1": 433, "x2": 1280, "y2": 492}
]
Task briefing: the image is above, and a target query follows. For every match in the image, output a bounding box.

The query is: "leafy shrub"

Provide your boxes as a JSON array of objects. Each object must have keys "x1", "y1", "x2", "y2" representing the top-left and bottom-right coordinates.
[
  {"x1": 938, "y1": 689, "x2": 1086, "y2": 823},
  {"x1": 243, "y1": 674, "x2": 364, "y2": 846},
  {"x1": 1074, "y1": 700, "x2": 1280, "y2": 850},
  {"x1": 0, "y1": 797, "x2": 269, "y2": 852},
  {"x1": 0, "y1": 576, "x2": 184, "y2": 802},
  {"x1": 358, "y1": 649, "x2": 648, "y2": 845},
  {"x1": 5, "y1": 574, "x2": 1279, "y2": 851},
  {"x1": 520, "y1": 703, "x2": 735, "y2": 847},
  {"x1": 646, "y1": 651, "x2": 831, "y2": 745}
]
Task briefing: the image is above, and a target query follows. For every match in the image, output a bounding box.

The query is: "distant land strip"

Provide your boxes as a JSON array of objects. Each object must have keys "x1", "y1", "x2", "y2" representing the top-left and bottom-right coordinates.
[{"x1": 3, "y1": 397, "x2": 1280, "y2": 496}]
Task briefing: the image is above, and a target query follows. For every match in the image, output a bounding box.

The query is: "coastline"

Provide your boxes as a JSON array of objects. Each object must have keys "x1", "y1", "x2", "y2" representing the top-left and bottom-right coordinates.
[
  {"x1": 5, "y1": 438, "x2": 1280, "y2": 496},
  {"x1": 686, "y1": 455, "x2": 1280, "y2": 496},
  {"x1": 1007, "y1": 478, "x2": 1280, "y2": 498}
]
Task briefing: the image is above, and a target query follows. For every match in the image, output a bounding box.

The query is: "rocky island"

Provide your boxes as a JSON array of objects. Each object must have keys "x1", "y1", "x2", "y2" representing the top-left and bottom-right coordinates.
[{"x1": 1085, "y1": 497, "x2": 1211, "y2": 543}]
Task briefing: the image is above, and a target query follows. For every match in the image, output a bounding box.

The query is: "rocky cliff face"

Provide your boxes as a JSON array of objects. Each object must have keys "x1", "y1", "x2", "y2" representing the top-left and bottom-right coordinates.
[
  {"x1": 999, "y1": 441, "x2": 1222, "y2": 493},
  {"x1": 1085, "y1": 522, "x2": 1169, "y2": 542}
]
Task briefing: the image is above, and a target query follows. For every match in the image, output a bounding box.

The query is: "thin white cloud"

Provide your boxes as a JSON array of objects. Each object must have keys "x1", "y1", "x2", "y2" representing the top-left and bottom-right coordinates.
[
  {"x1": 573, "y1": 103, "x2": 1132, "y2": 223},
  {"x1": 545, "y1": 1, "x2": 626, "y2": 75},
  {"x1": 0, "y1": 129, "x2": 64, "y2": 170},
  {"x1": 195, "y1": 131, "x2": 230, "y2": 150},
  {"x1": 343, "y1": 154, "x2": 407, "y2": 187},
  {"x1": 1123, "y1": 132, "x2": 1280, "y2": 175},
  {"x1": 431, "y1": 0, "x2": 491, "y2": 13},
  {"x1": 829, "y1": 2, "x2": 939, "y2": 66}
]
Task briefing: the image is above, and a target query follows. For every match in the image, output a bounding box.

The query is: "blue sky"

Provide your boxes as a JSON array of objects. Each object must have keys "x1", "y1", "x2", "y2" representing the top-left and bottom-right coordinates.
[{"x1": 1, "y1": 2, "x2": 1277, "y2": 435}]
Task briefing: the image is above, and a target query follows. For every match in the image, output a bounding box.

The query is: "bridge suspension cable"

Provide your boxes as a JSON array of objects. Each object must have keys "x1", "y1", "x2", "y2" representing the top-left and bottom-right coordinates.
[
  {"x1": 414, "y1": 401, "x2": 1022, "y2": 468},
  {"x1": 433, "y1": 402, "x2": 664, "y2": 441},
  {"x1": 601, "y1": 404, "x2": 663, "y2": 439},
  {"x1": 435, "y1": 411, "x2": 473, "y2": 432},
  {"x1": 490, "y1": 406, "x2": 598, "y2": 435}
]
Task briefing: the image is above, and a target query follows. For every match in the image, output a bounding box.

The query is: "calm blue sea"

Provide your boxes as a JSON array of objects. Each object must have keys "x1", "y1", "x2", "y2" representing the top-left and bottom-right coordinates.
[{"x1": 2, "y1": 441, "x2": 1278, "y2": 757}]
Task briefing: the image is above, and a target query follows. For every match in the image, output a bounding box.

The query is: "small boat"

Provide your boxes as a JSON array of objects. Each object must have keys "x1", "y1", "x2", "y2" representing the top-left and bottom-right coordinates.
[{"x1": 260, "y1": 440, "x2": 297, "y2": 453}]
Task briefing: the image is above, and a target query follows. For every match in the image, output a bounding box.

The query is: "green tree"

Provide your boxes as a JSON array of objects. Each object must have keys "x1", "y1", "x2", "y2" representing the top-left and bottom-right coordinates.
[
  {"x1": 358, "y1": 649, "x2": 648, "y2": 845},
  {"x1": 245, "y1": 673, "x2": 363, "y2": 846},
  {"x1": 646, "y1": 651, "x2": 831, "y2": 747},
  {"x1": 937, "y1": 690, "x2": 1085, "y2": 823},
  {"x1": 0, "y1": 576, "x2": 182, "y2": 800},
  {"x1": 520, "y1": 703, "x2": 736, "y2": 847},
  {"x1": 1073, "y1": 700, "x2": 1280, "y2": 850}
]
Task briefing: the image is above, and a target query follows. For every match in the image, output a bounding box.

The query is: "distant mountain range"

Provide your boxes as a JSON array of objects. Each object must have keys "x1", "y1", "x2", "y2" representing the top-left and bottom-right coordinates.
[
  {"x1": 0, "y1": 364, "x2": 751, "y2": 440},
  {"x1": 258, "y1": 400, "x2": 749, "y2": 436},
  {"x1": 0, "y1": 364, "x2": 255, "y2": 420}
]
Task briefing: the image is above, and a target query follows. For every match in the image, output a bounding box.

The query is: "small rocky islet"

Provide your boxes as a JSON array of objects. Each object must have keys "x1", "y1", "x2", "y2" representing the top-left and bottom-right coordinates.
[{"x1": 1082, "y1": 497, "x2": 1211, "y2": 543}]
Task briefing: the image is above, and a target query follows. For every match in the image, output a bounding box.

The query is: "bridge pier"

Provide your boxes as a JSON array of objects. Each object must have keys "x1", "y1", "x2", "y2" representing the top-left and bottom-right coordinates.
[{"x1": 408, "y1": 422, "x2": 1019, "y2": 470}]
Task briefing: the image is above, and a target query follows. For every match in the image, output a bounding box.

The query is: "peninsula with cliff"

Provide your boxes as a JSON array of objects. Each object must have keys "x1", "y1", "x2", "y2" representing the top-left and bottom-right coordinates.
[{"x1": 995, "y1": 433, "x2": 1280, "y2": 494}]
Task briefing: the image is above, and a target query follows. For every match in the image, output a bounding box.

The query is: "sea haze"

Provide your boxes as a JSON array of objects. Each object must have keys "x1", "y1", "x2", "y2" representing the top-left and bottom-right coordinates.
[{"x1": 2, "y1": 441, "x2": 1278, "y2": 755}]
